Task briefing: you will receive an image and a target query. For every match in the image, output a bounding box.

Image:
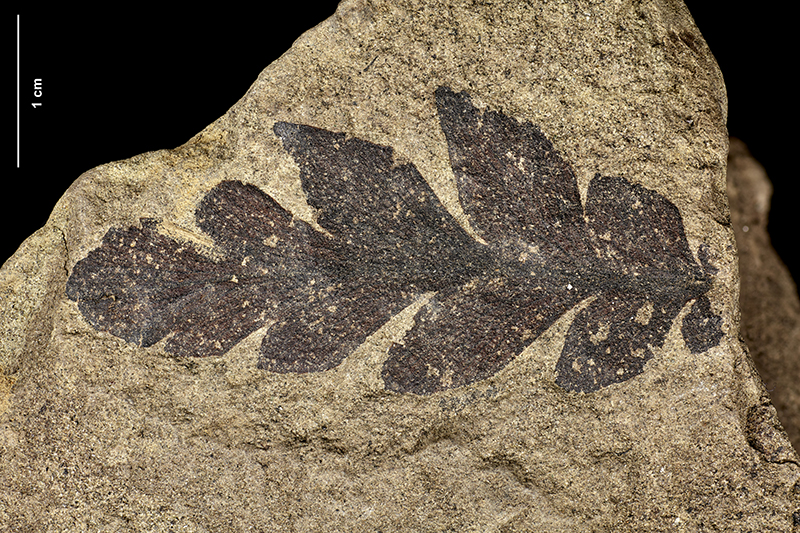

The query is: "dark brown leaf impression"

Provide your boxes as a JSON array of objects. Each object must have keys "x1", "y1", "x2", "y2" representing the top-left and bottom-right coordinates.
[{"x1": 66, "y1": 87, "x2": 723, "y2": 394}]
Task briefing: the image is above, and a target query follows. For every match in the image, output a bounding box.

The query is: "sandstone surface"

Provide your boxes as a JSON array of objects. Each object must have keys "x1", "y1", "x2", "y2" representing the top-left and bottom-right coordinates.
[{"x1": 2, "y1": 1, "x2": 798, "y2": 531}]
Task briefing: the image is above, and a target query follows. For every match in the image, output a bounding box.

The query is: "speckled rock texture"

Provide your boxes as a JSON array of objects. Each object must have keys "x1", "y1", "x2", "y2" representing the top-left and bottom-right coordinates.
[{"x1": 1, "y1": 1, "x2": 798, "y2": 531}]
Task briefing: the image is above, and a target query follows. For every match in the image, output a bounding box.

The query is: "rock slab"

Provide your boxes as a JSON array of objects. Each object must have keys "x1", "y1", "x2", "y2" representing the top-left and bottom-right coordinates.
[{"x1": 2, "y1": 1, "x2": 798, "y2": 531}]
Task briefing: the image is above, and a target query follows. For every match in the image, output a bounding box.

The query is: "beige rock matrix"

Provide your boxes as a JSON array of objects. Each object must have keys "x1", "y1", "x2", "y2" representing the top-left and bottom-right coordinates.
[{"x1": 2, "y1": 1, "x2": 798, "y2": 531}]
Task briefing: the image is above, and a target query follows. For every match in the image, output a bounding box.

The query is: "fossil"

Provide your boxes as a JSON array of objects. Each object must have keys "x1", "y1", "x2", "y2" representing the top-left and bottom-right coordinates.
[{"x1": 66, "y1": 87, "x2": 723, "y2": 394}]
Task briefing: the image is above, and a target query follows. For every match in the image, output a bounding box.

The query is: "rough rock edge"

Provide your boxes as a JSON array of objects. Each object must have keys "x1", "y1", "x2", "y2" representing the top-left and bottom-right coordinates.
[{"x1": 728, "y1": 137, "x2": 800, "y2": 450}]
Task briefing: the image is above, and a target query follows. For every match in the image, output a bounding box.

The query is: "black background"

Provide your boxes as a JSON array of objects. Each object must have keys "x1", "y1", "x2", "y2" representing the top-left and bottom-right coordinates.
[{"x1": 9, "y1": 5, "x2": 797, "y2": 290}]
